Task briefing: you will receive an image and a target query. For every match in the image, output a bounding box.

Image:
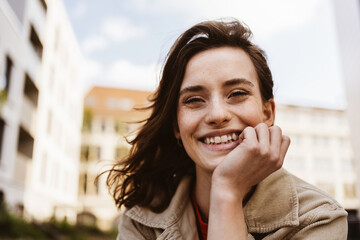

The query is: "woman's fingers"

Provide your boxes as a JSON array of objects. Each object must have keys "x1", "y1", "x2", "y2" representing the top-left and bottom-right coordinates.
[
  {"x1": 255, "y1": 123, "x2": 270, "y2": 150},
  {"x1": 242, "y1": 124, "x2": 289, "y2": 170},
  {"x1": 280, "y1": 134, "x2": 291, "y2": 161},
  {"x1": 212, "y1": 124, "x2": 291, "y2": 200}
]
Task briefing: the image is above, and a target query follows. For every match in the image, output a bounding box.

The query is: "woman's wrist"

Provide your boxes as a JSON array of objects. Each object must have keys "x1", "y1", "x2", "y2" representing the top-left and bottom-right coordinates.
[{"x1": 211, "y1": 178, "x2": 248, "y2": 203}]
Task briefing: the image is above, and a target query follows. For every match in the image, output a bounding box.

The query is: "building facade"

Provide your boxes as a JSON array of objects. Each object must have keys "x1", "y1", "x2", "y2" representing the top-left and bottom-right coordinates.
[
  {"x1": 332, "y1": 0, "x2": 360, "y2": 236},
  {"x1": 276, "y1": 104, "x2": 357, "y2": 210},
  {"x1": 79, "y1": 86, "x2": 151, "y2": 230},
  {"x1": 0, "y1": 0, "x2": 84, "y2": 223}
]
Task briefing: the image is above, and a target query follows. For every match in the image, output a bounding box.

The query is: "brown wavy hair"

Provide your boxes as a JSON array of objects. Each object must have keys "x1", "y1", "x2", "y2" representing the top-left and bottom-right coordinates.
[{"x1": 105, "y1": 18, "x2": 274, "y2": 213}]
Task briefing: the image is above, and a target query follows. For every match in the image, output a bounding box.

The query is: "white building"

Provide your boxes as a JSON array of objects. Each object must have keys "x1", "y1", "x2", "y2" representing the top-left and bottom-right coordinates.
[
  {"x1": 0, "y1": 0, "x2": 84, "y2": 223},
  {"x1": 332, "y1": 0, "x2": 360, "y2": 218},
  {"x1": 276, "y1": 104, "x2": 357, "y2": 209},
  {"x1": 79, "y1": 86, "x2": 151, "y2": 230}
]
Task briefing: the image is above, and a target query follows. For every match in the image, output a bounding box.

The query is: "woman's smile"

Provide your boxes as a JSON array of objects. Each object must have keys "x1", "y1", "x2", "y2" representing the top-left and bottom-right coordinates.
[{"x1": 198, "y1": 130, "x2": 242, "y2": 152}]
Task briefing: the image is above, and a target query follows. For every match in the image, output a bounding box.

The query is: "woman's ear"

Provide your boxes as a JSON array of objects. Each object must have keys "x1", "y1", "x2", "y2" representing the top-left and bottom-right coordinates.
[
  {"x1": 173, "y1": 121, "x2": 180, "y2": 139},
  {"x1": 262, "y1": 99, "x2": 275, "y2": 127}
]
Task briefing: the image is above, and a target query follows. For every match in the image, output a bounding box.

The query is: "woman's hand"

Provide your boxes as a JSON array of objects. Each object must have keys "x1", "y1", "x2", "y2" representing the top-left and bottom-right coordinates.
[
  {"x1": 211, "y1": 123, "x2": 291, "y2": 200},
  {"x1": 207, "y1": 123, "x2": 290, "y2": 240}
]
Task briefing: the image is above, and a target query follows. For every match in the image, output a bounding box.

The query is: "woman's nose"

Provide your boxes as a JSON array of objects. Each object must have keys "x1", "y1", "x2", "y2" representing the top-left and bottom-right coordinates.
[{"x1": 205, "y1": 99, "x2": 231, "y2": 126}]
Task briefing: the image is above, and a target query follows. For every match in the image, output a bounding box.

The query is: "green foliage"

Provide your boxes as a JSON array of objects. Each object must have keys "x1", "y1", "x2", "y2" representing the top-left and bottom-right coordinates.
[
  {"x1": 0, "y1": 209, "x2": 46, "y2": 239},
  {"x1": 0, "y1": 208, "x2": 117, "y2": 240}
]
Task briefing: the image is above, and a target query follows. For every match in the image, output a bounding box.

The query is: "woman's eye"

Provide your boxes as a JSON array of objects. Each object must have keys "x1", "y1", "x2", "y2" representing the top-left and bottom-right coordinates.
[
  {"x1": 183, "y1": 97, "x2": 204, "y2": 105},
  {"x1": 229, "y1": 90, "x2": 248, "y2": 98}
]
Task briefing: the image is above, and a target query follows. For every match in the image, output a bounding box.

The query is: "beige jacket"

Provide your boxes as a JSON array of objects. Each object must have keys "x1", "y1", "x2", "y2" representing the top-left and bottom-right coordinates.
[{"x1": 117, "y1": 169, "x2": 348, "y2": 239}]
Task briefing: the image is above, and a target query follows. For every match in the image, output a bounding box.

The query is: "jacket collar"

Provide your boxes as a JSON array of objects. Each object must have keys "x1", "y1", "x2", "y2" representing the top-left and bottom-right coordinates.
[
  {"x1": 125, "y1": 176, "x2": 193, "y2": 229},
  {"x1": 126, "y1": 168, "x2": 299, "y2": 233}
]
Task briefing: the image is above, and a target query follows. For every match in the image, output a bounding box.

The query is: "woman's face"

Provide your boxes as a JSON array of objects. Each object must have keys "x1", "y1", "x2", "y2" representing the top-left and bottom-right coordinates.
[{"x1": 175, "y1": 46, "x2": 274, "y2": 174}]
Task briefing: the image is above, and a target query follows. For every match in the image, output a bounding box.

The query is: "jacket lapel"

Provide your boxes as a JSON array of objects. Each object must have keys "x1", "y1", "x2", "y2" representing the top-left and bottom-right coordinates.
[{"x1": 244, "y1": 168, "x2": 300, "y2": 234}]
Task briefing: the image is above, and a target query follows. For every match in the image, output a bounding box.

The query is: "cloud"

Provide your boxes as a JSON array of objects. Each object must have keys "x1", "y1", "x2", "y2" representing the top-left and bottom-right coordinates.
[
  {"x1": 80, "y1": 16, "x2": 146, "y2": 54},
  {"x1": 130, "y1": 0, "x2": 324, "y2": 39},
  {"x1": 81, "y1": 35, "x2": 108, "y2": 54},
  {"x1": 106, "y1": 60, "x2": 159, "y2": 91},
  {"x1": 82, "y1": 58, "x2": 159, "y2": 91},
  {"x1": 101, "y1": 17, "x2": 146, "y2": 43}
]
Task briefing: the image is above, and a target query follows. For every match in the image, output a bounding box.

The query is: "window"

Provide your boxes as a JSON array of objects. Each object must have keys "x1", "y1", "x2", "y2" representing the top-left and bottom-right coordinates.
[
  {"x1": 17, "y1": 126, "x2": 34, "y2": 159},
  {"x1": 1, "y1": 55, "x2": 13, "y2": 92},
  {"x1": 24, "y1": 73, "x2": 39, "y2": 106},
  {"x1": 87, "y1": 146, "x2": 101, "y2": 160},
  {"x1": 0, "y1": 118, "x2": 5, "y2": 162},
  {"x1": 78, "y1": 173, "x2": 87, "y2": 195},
  {"x1": 29, "y1": 25, "x2": 43, "y2": 59},
  {"x1": 80, "y1": 145, "x2": 89, "y2": 161},
  {"x1": 101, "y1": 119, "x2": 106, "y2": 132}
]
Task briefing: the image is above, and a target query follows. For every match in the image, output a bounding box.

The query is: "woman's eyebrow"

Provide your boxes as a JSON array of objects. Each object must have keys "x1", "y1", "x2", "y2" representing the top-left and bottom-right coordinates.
[
  {"x1": 179, "y1": 85, "x2": 205, "y2": 96},
  {"x1": 223, "y1": 78, "x2": 255, "y2": 87}
]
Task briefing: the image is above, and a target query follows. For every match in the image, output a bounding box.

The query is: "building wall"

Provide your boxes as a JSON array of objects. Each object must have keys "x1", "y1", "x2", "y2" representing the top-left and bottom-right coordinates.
[
  {"x1": 276, "y1": 104, "x2": 357, "y2": 209},
  {"x1": 79, "y1": 86, "x2": 151, "y2": 230},
  {"x1": 332, "y1": 0, "x2": 360, "y2": 216},
  {"x1": 0, "y1": 0, "x2": 41, "y2": 215},
  {"x1": 0, "y1": 0, "x2": 84, "y2": 223}
]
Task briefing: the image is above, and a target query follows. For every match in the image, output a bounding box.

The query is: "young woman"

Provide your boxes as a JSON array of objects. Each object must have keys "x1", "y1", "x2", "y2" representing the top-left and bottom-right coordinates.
[{"x1": 106, "y1": 19, "x2": 348, "y2": 239}]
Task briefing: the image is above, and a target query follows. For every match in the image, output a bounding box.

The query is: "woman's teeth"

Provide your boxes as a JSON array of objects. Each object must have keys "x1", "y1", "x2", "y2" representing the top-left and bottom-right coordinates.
[{"x1": 204, "y1": 133, "x2": 239, "y2": 144}]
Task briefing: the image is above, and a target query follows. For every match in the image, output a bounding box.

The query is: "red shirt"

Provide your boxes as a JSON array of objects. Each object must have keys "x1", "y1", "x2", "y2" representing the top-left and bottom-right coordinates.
[{"x1": 192, "y1": 194, "x2": 208, "y2": 240}]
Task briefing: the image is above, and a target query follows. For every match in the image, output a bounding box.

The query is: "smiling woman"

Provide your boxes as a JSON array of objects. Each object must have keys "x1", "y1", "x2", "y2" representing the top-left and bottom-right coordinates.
[{"x1": 105, "y1": 18, "x2": 348, "y2": 240}]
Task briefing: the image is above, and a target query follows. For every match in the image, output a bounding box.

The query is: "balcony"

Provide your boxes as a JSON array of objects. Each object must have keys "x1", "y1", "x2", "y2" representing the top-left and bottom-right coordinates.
[
  {"x1": 25, "y1": 43, "x2": 41, "y2": 82},
  {"x1": 29, "y1": 25, "x2": 43, "y2": 60},
  {"x1": 14, "y1": 153, "x2": 31, "y2": 188},
  {"x1": 19, "y1": 73, "x2": 38, "y2": 136},
  {"x1": 20, "y1": 96, "x2": 37, "y2": 137},
  {"x1": 17, "y1": 126, "x2": 34, "y2": 159}
]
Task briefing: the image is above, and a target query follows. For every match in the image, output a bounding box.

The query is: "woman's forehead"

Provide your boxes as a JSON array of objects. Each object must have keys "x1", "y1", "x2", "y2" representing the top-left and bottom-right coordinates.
[{"x1": 181, "y1": 47, "x2": 259, "y2": 90}]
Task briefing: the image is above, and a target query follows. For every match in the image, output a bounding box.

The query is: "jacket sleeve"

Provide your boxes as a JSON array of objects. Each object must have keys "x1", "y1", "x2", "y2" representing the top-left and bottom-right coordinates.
[
  {"x1": 290, "y1": 203, "x2": 348, "y2": 240},
  {"x1": 116, "y1": 212, "x2": 156, "y2": 240}
]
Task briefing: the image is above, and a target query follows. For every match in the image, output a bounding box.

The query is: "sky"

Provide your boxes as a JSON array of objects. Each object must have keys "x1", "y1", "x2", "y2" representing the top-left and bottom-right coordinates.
[{"x1": 63, "y1": 0, "x2": 346, "y2": 109}]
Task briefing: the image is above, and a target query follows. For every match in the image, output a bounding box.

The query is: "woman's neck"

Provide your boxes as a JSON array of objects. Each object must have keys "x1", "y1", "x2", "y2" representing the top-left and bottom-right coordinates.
[{"x1": 194, "y1": 168, "x2": 213, "y2": 220}]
